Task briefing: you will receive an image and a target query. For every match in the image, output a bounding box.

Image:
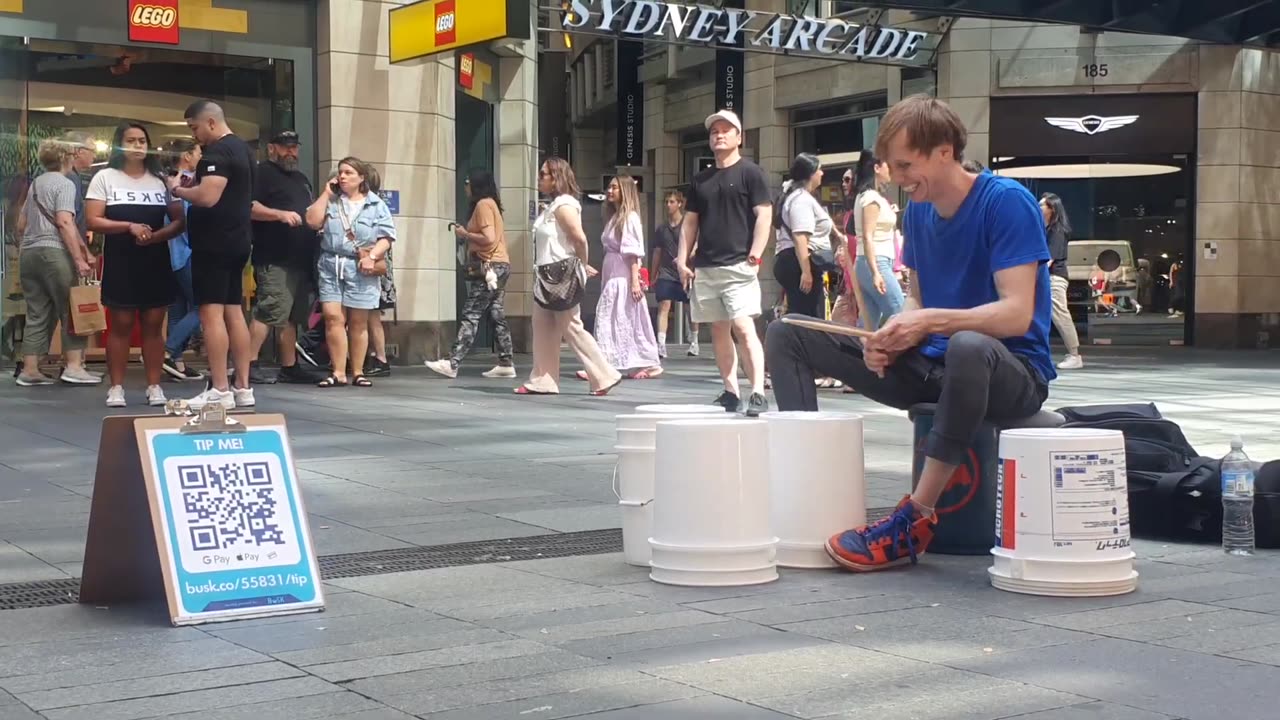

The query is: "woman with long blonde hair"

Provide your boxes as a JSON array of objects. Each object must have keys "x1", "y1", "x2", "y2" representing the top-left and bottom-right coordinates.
[{"x1": 584, "y1": 175, "x2": 661, "y2": 379}]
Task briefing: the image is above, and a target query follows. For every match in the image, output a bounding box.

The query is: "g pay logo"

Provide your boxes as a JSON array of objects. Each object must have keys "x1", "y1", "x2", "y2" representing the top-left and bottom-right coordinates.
[
  {"x1": 434, "y1": 0, "x2": 457, "y2": 46},
  {"x1": 131, "y1": 4, "x2": 177, "y2": 28}
]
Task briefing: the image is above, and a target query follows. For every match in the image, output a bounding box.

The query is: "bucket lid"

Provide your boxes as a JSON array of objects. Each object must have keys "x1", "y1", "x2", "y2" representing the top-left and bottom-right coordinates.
[{"x1": 634, "y1": 404, "x2": 728, "y2": 414}]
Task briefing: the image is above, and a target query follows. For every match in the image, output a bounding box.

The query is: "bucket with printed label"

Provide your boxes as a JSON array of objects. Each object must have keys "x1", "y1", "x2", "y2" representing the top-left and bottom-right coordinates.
[{"x1": 990, "y1": 428, "x2": 1138, "y2": 597}]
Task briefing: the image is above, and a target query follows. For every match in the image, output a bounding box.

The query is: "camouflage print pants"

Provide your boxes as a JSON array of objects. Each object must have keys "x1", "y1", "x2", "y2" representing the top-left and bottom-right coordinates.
[{"x1": 448, "y1": 261, "x2": 513, "y2": 367}]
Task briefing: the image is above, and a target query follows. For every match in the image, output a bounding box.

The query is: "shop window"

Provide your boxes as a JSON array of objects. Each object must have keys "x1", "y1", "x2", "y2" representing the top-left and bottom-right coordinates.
[{"x1": 994, "y1": 155, "x2": 1193, "y2": 346}]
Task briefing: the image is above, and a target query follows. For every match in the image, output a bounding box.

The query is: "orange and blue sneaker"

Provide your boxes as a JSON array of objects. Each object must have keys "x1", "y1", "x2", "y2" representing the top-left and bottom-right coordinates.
[{"x1": 825, "y1": 495, "x2": 937, "y2": 572}]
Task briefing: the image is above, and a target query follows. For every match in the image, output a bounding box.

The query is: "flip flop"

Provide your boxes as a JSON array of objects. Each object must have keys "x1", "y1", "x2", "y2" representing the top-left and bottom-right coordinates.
[
  {"x1": 352, "y1": 375, "x2": 372, "y2": 387},
  {"x1": 575, "y1": 370, "x2": 589, "y2": 381},
  {"x1": 317, "y1": 375, "x2": 348, "y2": 388},
  {"x1": 629, "y1": 368, "x2": 663, "y2": 380},
  {"x1": 589, "y1": 378, "x2": 624, "y2": 397},
  {"x1": 514, "y1": 386, "x2": 555, "y2": 395}
]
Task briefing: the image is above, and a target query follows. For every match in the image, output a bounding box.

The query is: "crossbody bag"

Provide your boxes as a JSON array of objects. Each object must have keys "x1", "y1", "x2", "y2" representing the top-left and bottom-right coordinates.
[{"x1": 336, "y1": 198, "x2": 388, "y2": 277}]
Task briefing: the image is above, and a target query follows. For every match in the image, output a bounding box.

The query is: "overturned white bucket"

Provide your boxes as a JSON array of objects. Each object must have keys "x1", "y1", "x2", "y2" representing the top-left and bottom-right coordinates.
[
  {"x1": 761, "y1": 411, "x2": 866, "y2": 568},
  {"x1": 990, "y1": 428, "x2": 1138, "y2": 597},
  {"x1": 649, "y1": 418, "x2": 778, "y2": 587},
  {"x1": 614, "y1": 410, "x2": 732, "y2": 567},
  {"x1": 634, "y1": 404, "x2": 728, "y2": 415}
]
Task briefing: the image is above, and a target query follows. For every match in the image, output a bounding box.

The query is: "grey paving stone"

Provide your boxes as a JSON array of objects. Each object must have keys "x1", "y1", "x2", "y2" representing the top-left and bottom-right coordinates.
[
  {"x1": 521, "y1": 608, "x2": 729, "y2": 644},
  {"x1": 444, "y1": 588, "x2": 652, "y2": 622},
  {"x1": 376, "y1": 667, "x2": 668, "y2": 716},
  {"x1": 17, "y1": 661, "x2": 302, "y2": 711},
  {"x1": 1093, "y1": 608, "x2": 1278, "y2": 642},
  {"x1": 950, "y1": 637, "x2": 1280, "y2": 720},
  {"x1": 495, "y1": 504, "x2": 623, "y2": 532},
  {"x1": 205, "y1": 611, "x2": 471, "y2": 654},
  {"x1": 273, "y1": 627, "x2": 513, "y2": 667},
  {"x1": 346, "y1": 649, "x2": 602, "y2": 699},
  {"x1": 819, "y1": 684, "x2": 1091, "y2": 720},
  {"x1": 0, "y1": 606, "x2": 199, "y2": 649},
  {"x1": 328, "y1": 565, "x2": 598, "y2": 611},
  {"x1": 154, "y1": 690, "x2": 393, "y2": 720},
  {"x1": 1033, "y1": 599, "x2": 1223, "y2": 630},
  {"x1": 1151, "y1": 619, "x2": 1280, "y2": 655},
  {"x1": 602, "y1": 625, "x2": 830, "y2": 668},
  {"x1": 0, "y1": 636, "x2": 269, "y2": 692},
  {"x1": 0, "y1": 540, "x2": 68, "y2": 582},
  {"x1": 40, "y1": 676, "x2": 339, "y2": 720},
  {"x1": 508, "y1": 694, "x2": 800, "y2": 720},
  {"x1": 195, "y1": 589, "x2": 413, "y2": 630},
  {"x1": 306, "y1": 637, "x2": 552, "y2": 683},
  {"x1": 1205, "y1": 591, "x2": 1280, "y2": 614},
  {"x1": 1003, "y1": 702, "x2": 1177, "y2": 720},
  {"x1": 725, "y1": 592, "x2": 937, "y2": 626},
  {"x1": 1226, "y1": 643, "x2": 1280, "y2": 666},
  {"x1": 476, "y1": 598, "x2": 687, "y2": 634},
  {"x1": 555, "y1": 618, "x2": 778, "y2": 661},
  {"x1": 755, "y1": 666, "x2": 1046, "y2": 719},
  {"x1": 416, "y1": 678, "x2": 707, "y2": 720}
]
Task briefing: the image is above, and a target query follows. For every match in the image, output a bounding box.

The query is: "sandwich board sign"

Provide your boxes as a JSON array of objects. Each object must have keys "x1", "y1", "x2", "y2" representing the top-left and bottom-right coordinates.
[{"x1": 80, "y1": 406, "x2": 324, "y2": 626}]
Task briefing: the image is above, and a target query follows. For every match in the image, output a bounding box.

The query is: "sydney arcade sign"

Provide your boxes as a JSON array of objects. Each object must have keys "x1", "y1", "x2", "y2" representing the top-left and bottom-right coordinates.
[{"x1": 558, "y1": 0, "x2": 935, "y2": 64}]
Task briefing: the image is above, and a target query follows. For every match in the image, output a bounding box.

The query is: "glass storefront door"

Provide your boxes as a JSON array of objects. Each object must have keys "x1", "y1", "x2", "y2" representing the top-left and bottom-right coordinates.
[
  {"x1": 994, "y1": 155, "x2": 1194, "y2": 347},
  {"x1": 454, "y1": 91, "x2": 495, "y2": 347},
  {"x1": 0, "y1": 38, "x2": 293, "y2": 367}
]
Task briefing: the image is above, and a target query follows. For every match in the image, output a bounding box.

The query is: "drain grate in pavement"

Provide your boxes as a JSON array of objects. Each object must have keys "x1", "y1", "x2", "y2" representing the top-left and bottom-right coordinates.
[
  {"x1": 318, "y1": 528, "x2": 624, "y2": 578},
  {"x1": 0, "y1": 506, "x2": 893, "y2": 611}
]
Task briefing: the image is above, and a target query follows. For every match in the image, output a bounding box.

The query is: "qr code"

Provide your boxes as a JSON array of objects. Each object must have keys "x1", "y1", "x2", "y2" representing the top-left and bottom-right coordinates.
[{"x1": 178, "y1": 461, "x2": 287, "y2": 551}]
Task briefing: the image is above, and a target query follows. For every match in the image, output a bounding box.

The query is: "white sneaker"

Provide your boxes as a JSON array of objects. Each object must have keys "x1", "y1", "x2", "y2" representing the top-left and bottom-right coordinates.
[
  {"x1": 187, "y1": 387, "x2": 235, "y2": 411},
  {"x1": 481, "y1": 365, "x2": 516, "y2": 379},
  {"x1": 146, "y1": 385, "x2": 167, "y2": 407},
  {"x1": 105, "y1": 385, "x2": 127, "y2": 408},
  {"x1": 425, "y1": 359, "x2": 458, "y2": 379},
  {"x1": 1058, "y1": 354, "x2": 1084, "y2": 370},
  {"x1": 687, "y1": 341, "x2": 700, "y2": 357},
  {"x1": 658, "y1": 344, "x2": 668, "y2": 359},
  {"x1": 60, "y1": 367, "x2": 103, "y2": 385},
  {"x1": 234, "y1": 387, "x2": 256, "y2": 407}
]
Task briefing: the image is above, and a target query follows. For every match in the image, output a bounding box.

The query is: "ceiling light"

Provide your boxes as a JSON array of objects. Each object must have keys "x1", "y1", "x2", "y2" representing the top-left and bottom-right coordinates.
[{"x1": 993, "y1": 163, "x2": 1183, "y2": 179}]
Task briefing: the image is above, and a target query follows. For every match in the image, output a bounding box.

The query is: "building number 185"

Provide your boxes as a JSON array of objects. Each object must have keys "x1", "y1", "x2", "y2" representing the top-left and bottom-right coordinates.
[{"x1": 1082, "y1": 63, "x2": 1109, "y2": 78}]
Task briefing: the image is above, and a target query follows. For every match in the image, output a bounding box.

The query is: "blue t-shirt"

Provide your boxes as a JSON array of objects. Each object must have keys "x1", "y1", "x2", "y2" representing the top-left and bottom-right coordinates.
[{"x1": 902, "y1": 171, "x2": 1056, "y2": 384}]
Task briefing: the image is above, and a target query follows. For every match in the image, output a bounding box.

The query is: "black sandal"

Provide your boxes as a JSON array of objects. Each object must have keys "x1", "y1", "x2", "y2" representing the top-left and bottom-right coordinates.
[
  {"x1": 317, "y1": 375, "x2": 348, "y2": 388},
  {"x1": 352, "y1": 375, "x2": 372, "y2": 387}
]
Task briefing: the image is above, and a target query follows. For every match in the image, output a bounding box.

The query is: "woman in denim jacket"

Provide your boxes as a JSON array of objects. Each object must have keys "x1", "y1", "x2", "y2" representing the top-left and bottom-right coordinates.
[{"x1": 304, "y1": 156, "x2": 395, "y2": 388}]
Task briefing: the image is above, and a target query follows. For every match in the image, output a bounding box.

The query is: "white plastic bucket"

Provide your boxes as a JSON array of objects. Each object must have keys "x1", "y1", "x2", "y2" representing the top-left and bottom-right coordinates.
[
  {"x1": 990, "y1": 428, "x2": 1138, "y2": 597},
  {"x1": 613, "y1": 410, "x2": 727, "y2": 567},
  {"x1": 761, "y1": 411, "x2": 866, "y2": 568},
  {"x1": 634, "y1": 404, "x2": 727, "y2": 415},
  {"x1": 649, "y1": 418, "x2": 778, "y2": 587}
]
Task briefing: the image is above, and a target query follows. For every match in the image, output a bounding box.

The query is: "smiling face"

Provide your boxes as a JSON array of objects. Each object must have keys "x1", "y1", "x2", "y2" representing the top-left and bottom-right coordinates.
[
  {"x1": 882, "y1": 128, "x2": 951, "y2": 205},
  {"x1": 708, "y1": 120, "x2": 740, "y2": 153},
  {"x1": 120, "y1": 126, "x2": 149, "y2": 162},
  {"x1": 336, "y1": 162, "x2": 364, "y2": 194}
]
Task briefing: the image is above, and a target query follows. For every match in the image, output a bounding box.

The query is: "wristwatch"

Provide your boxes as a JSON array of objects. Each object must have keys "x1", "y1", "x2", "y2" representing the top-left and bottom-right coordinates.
[{"x1": 746, "y1": 254, "x2": 762, "y2": 266}]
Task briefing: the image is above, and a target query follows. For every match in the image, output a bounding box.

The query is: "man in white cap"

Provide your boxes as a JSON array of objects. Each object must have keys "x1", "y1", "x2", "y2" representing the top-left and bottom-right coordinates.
[{"x1": 676, "y1": 109, "x2": 772, "y2": 416}]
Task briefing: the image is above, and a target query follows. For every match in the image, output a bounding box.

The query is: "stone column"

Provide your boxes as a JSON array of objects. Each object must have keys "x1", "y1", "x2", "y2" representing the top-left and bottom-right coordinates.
[
  {"x1": 497, "y1": 39, "x2": 540, "y2": 351},
  {"x1": 1195, "y1": 46, "x2": 1280, "y2": 348},
  {"x1": 934, "y1": 18, "x2": 993, "y2": 166},
  {"x1": 317, "y1": 0, "x2": 456, "y2": 363}
]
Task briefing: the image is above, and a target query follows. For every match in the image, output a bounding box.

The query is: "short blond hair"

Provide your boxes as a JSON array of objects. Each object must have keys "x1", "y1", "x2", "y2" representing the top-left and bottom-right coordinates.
[
  {"x1": 37, "y1": 139, "x2": 70, "y2": 172},
  {"x1": 874, "y1": 94, "x2": 968, "y2": 163}
]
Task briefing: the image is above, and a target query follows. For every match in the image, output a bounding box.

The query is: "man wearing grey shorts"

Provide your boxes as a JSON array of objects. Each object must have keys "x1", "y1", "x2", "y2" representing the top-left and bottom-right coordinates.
[{"x1": 676, "y1": 109, "x2": 773, "y2": 417}]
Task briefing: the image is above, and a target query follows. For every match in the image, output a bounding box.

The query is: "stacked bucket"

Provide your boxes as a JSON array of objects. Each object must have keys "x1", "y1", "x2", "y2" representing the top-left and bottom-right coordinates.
[
  {"x1": 614, "y1": 405, "x2": 866, "y2": 587},
  {"x1": 614, "y1": 404, "x2": 1139, "y2": 597}
]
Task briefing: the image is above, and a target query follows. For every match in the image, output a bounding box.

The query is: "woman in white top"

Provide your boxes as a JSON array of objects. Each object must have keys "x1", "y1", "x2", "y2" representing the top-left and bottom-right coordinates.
[
  {"x1": 851, "y1": 150, "x2": 906, "y2": 330},
  {"x1": 773, "y1": 153, "x2": 845, "y2": 319},
  {"x1": 517, "y1": 158, "x2": 622, "y2": 396}
]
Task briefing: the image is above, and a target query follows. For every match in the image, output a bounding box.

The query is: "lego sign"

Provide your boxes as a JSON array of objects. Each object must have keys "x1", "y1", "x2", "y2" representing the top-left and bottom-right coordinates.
[
  {"x1": 389, "y1": 0, "x2": 530, "y2": 63},
  {"x1": 459, "y1": 52, "x2": 474, "y2": 90},
  {"x1": 128, "y1": 0, "x2": 180, "y2": 45},
  {"x1": 434, "y1": 0, "x2": 457, "y2": 46}
]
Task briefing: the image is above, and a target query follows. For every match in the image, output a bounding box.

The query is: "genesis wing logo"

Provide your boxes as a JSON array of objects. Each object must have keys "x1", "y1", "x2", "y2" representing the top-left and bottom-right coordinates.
[{"x1": 1044, "y1": 115, "x2": 1139, "y2": 135}]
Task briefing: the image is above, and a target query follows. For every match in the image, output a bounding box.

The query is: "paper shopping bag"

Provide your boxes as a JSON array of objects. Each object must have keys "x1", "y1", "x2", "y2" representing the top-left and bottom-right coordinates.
[{"x1": 69, "y1": 282, "x2": 107, "y2": 336}]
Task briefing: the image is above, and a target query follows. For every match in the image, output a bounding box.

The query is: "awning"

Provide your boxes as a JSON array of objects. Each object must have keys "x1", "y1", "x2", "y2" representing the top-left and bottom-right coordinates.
[{"x1": 857, "y1": 0, "x2": 1280, "y2": 48}]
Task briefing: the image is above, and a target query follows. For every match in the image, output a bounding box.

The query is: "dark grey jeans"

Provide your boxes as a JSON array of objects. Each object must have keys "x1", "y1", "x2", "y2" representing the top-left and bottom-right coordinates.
[{"x1": 765, "y1": 316, "x2": 1048, "y2": 466}]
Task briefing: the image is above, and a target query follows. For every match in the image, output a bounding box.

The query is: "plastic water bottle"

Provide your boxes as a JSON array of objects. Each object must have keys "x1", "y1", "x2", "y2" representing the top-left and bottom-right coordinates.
[{"x1": 1221, "y1": 436, "x2": 1255, "y2": 556}]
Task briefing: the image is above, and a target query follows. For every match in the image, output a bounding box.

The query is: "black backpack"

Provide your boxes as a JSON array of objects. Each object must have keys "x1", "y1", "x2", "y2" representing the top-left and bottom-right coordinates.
[{"x1": 1058, "y1": 404, "x2": 1223, "y2": 543}]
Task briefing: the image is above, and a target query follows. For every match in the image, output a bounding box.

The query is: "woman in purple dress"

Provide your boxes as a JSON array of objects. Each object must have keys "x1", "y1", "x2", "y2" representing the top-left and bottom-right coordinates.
[{"x1": 593, "y1": 176, "x2": 662, "y2": 379}]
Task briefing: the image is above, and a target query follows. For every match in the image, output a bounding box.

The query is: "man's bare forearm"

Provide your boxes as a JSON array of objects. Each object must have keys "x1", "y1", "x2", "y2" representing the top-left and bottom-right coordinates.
[{"x1": 920, "y1": 299, "x2": 1033, "y2": 340}]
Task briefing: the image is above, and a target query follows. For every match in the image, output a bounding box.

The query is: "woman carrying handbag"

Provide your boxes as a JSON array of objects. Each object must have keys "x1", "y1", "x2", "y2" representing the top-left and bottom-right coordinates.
[{"x1": 516, "y1": 157, "x2": 622, "y2": 396}]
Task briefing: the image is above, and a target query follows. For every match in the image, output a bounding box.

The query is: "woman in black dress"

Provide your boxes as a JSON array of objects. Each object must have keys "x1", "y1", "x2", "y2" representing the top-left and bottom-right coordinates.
[{"x1": 85, "y1": 123, "x2": 185, "y2": 408}]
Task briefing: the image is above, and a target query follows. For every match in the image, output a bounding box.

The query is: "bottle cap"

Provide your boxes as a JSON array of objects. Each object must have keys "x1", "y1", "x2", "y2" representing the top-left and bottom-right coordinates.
[{"x1": 1231, "y1": 436, "x2": 1244, "y2": 449}]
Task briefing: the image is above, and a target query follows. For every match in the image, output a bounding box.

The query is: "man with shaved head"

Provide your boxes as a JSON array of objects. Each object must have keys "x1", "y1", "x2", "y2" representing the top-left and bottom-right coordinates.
[{"x1": 168, "y1": 99, "x2": 257, "y2": 410}]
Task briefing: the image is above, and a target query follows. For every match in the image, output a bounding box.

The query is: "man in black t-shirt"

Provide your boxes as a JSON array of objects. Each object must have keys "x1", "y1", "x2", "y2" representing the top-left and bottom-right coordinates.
[
  {"x1": 676, "y1": 109, "x2": 773, "y2": 416},
  {"x1": 247, "y1": 130, "x2": 319, "y2": 385},
  {"x1": 169, "y1": 99, "x2": 257, "y2": 410}
]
